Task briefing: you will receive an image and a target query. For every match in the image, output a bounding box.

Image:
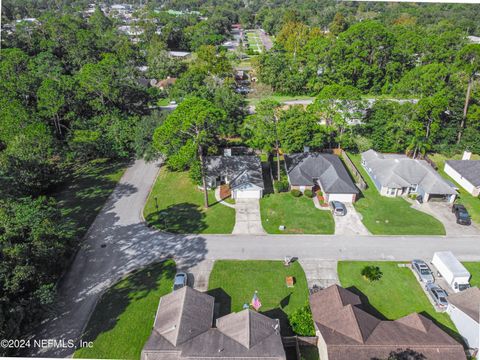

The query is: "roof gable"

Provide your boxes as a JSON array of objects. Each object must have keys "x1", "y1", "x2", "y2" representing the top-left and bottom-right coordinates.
[
  {"x1": 153, "y1": 287, "x2": 214, "y2": 346},
  {"x1": 216, "y1": 309, "x2": 278, "y2": 349}
]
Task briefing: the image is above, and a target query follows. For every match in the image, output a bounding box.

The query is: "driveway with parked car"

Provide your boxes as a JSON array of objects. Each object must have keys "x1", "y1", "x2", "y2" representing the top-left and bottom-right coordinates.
[
  {"x1": 412, "y1": 201, "x2": 480, "y2": 235},
  {"x1": 332, "y1": 202, "x2": 371, "y2": 235}
]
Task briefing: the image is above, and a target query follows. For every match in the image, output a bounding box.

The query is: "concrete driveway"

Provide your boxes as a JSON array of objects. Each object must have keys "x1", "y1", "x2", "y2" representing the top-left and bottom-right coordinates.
[
  {"x1": 299, "y1": 260, "x2": 339, "y2": 289},
  {"x1": 412, "y1": 202, "x2": 480, "y2": 236},
  {"x1": 232, "y1": 198, "x2": 266, "y2": 235},
  {"x1": 30, "y1": 160, "x2": 480, "y2": 358},
  {"x1": 334, "y1": 203, "x2": 370, "y2": 235}
]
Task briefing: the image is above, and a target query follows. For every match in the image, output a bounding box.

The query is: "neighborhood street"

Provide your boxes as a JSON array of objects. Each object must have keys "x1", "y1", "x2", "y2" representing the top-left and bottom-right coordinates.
[{"x1": 32, "y1": 159, "x2": 480, "y2": 357}]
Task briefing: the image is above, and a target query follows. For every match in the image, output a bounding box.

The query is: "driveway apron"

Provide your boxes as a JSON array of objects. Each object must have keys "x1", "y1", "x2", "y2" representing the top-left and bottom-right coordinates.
[{"x1": 232, "y1": 198, "x2": 266, "y2": 235}]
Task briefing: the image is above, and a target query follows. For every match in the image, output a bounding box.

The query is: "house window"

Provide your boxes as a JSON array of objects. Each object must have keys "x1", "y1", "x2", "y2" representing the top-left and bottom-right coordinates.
[
  {"x1": 409, "y1": 184, "x2": 418, "y2": 193},
  {"x1": 387, "y1": 188, "x2": 396, "y2": 196}
]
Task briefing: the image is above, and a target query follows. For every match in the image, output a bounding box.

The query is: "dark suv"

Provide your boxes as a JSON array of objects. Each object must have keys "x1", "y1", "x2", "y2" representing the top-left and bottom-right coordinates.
[{"x1": 452, "y1": 204, "x2": 471, "y2": 225}]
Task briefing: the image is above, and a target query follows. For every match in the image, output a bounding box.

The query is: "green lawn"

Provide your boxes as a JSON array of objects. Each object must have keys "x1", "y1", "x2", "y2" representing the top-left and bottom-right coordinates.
[
  {"x1": 260, "y1": 193, "x2": 334, "y2": 234},
  {"x1": 338, "y1": 261, "x2": 459, "y2": 342},
  {"x1": 53, "y1": 158, "x2": 127, "y2": 241},
  {"x1": 144, "y1": 168, "x2": 235, "y2": 234},
  {"x1": 74, "y1": 260, "x2": 176, "y2": 359},
  {"x1": 430, "y1": 153, "x2": 480, "y2": 224},
  {"x1": 463, "y1": 262, "x2": 480, "y2": 287},
  {"x1": 208, "y1": 260, "x2": 310, "y2": 335},
  {"x1": 348, "y1": 153, "x2": 445, "y2": 235}
]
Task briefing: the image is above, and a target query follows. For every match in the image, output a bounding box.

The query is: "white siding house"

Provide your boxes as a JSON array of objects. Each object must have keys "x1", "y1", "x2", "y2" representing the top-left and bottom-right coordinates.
[
  {"x1": 361, "y1": 150, "x2": 457, "y2": 203},
  {"x1": 445, "y1": 160, "x2": 480, "y2": 197},
  {"x1": 447, "y1": 287, "x2": 480, "y2": 358}
]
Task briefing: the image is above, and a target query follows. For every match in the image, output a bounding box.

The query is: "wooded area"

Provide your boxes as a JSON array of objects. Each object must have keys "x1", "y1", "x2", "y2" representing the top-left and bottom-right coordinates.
[{"x1": 1, "y1": 0, "x2": 480, "y2": 351}]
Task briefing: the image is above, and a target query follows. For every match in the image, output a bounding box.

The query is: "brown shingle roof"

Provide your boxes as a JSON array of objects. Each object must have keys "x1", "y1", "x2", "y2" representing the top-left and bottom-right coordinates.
[
  {"x1": 142, "y1": 288, "x2": 286, "y2": 359},
  {"x1": 448, "y1": 286, "x2": 480, "y2": 322},
  {"x1": 216, "y1": 309, "x2": 279, "y2": 349},
  {"x1": 152, "y1": 286, "x2": 214, "y2": 346},
  {"x1": 311, "y1": 285, "x2": 465, "y2": 360}
]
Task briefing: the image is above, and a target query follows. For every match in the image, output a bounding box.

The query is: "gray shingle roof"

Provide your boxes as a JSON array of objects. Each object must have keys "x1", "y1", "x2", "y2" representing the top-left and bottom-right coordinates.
[
  {"x1": 284, "y1": 153, "x2": 359, "y2": 194},
  {"x1": 447, "y1": 286, "x2": 480, "y2": 322},
  {"x1": 362, "y1": 150, "x2": 456, "y2": 195},
  {"x1": 142, "y1": 288, "x2": 286, "y2": 360},
  {"x1": 446, "y1": 160, "x2": 480, "y2": 187},
  {"x1": 205, "y1": 156, "x2": 264, "y2": 190},
  {"x1": 310, "y1": 285, "x2": 466, "y2": 360}
]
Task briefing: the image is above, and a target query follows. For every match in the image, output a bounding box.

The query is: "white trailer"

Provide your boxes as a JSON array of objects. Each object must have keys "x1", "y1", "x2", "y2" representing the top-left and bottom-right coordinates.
[{"x1": 432, "y1": 251, "x2": 470, "y2": 293}]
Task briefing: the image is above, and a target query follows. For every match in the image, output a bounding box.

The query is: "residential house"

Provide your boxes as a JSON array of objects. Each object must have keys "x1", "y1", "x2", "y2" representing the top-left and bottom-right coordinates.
[
  {"x1": 310, "y1": 285, "x2": 466, "y2": 360},
  {"x1": 447, "y1": 287, "x2": 480, "y2": 358},
  {"x1": 141, "y1": 287, "x2": 286, "y2": 360},
  {"x1": 284, "y1": 153, "x2": 359, "y2": 203},
  {"x1": 168, "y1": 51, "x2": 192, "y2": 59},
  {"x1": 153, "y1": 77, "x2": 177, "y2": 91},
  {"x1": 445, "y1": 157, "x2": 480, "y2": 196},
  {"x1": 361, "y1": 149, "x2": 457, "y2": 202},
  {"x1": 205, "y1": 154, "x2": 264, "y2": 199}
]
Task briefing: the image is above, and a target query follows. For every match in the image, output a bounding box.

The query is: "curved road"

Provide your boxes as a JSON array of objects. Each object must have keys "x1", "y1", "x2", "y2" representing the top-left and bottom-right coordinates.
[{"x1": 32, "y1": 159, "x2": 480, "y2": 357}]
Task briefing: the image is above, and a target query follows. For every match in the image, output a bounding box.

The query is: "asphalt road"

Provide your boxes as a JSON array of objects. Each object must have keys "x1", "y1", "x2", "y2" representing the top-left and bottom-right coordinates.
[{"x1": 29, "y1": 159, "x2": 480, "y2": 357}]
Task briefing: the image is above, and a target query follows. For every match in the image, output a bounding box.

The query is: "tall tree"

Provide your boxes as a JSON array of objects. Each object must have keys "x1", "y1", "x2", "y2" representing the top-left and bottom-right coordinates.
[
  {"x1": 456, "y1": 44, "x2": 480, "y2": 143},
  {"x1": 242, "y1": 100, "x2": 283, "y2": 180},
  {"x1": 153, "y1": 97, "x2": 226, "y2": 208}
]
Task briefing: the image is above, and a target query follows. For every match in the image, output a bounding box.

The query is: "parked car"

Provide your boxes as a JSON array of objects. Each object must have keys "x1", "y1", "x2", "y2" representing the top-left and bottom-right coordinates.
[
  {"x1": 173, "y1": 272, "x2": 187, "y2": 291},
  {"x1": 426, "y1": 283, "x2": 448, "y2": 308},
  {"x1": 452, "y1": 204, "x2": 471, "y2": 225},
  {"x1": 330, "y1": 201, "x2": 346, "y2": 216},
  {"x1": 412, "y1": 260, "x2": 434, "y2": 283}
]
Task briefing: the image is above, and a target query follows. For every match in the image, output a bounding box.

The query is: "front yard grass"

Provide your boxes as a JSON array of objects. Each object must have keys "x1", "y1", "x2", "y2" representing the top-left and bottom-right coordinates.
[
  {"x1": 53, "y1": 158, "x2": 127, "y2": 241},
  {"x1": 144, "y1": 168, "x2": 235, "y2": 234},
  {"x1": 338, "y1": 261, "x2": 459, "y2": 342},
  {"x1": 463, "y1": 262, "x2": 480, "y2": 287},
  {"x1": 260, "y1": 193, "x2": 334, "y2": 234},
  {"x1": 208, "y1": 260, "x2": 310, "y2": 335},
  {"x1": 74, "y1": 260, "x2": 176, "y2": 360},
  {"x1": 430, "y1": 153, "x2": 480, "y2": 225},
  {"x1": 348, "y1": 153, "x2": 445, "y2": 235}
]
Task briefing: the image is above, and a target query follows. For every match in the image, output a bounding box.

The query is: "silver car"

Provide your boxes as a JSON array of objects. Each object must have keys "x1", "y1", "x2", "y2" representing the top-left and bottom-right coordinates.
[
  {"x1": 412, "y1": 260, "x2": 434, "y2": 283},
  {"x1": 173, "y1": 272, "x2": 187, "y2": 291},
  {"x1": 330, "y1": 201, "x2": 346, "y2": 216},
  {"x1": 426, "y1": 283, "x2": 448, "y2": 308}
]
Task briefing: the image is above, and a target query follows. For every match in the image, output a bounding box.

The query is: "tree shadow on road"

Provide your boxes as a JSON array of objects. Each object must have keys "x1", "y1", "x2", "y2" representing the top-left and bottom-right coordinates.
[{"x1": 79, "y1": 260, "x2": 176, "y2": 347}]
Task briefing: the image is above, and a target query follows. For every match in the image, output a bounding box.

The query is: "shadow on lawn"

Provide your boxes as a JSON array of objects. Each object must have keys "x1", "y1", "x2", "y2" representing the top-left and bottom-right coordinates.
[
  {"x1": 80, "y1": 260, "x2": 176, "y2": 344},
  {"x1": 207, "y1": 288, "x2": 231, "y2": 319},
  {"x1": 419, "y1": 311, "x2": 465, "y2": 347},
  {"x1": 145, "y1": 203, "x2": 207, "y2": 233},
  {"x1": 262, "y1": 308, "x2": 292, "y2": 336},
  {"x1": 345, "y1": 286, "x2": 387, "y2": 320}
]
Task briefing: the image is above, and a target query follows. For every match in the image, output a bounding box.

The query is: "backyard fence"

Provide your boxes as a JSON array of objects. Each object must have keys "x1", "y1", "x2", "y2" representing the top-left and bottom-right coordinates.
[
  {"x1": 341, "y1": 150, "x2": 368, "y2": 190},
  {"x1": 282, "y1": 336, "x2": 318, "y2": 359}
]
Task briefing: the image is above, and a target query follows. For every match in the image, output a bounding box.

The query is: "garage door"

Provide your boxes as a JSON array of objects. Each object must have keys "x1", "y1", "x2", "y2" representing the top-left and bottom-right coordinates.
[
  {"x1": 328, "y1": 193, "x2": 355, "y2": 203},
  {"x1": 235, "y1": 189, "x2": 262, "y2": 199}
]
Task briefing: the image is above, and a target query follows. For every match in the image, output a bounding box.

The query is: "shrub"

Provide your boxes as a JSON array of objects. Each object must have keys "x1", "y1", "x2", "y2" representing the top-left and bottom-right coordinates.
[
  {"x1": 288, "y1": 304, "x2": 315, "y2": 336},
  {"x1": 361, "y1": 265, "x2": 383, "y2": 282},
  {"x1": 274, "y1": 179, "x2": 289, "y2": 193},
  {"x1": 291, "y1": 189, "x2": 302, "y2": 197},
  {"x1": 303, "y1": 189, "x2": 314, "y2": 198}
]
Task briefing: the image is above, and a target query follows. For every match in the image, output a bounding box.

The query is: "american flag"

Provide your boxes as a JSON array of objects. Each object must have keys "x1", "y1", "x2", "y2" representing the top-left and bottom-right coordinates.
[{"x1": 251, "y1": 291, "x2": 262, "y2": 311}]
